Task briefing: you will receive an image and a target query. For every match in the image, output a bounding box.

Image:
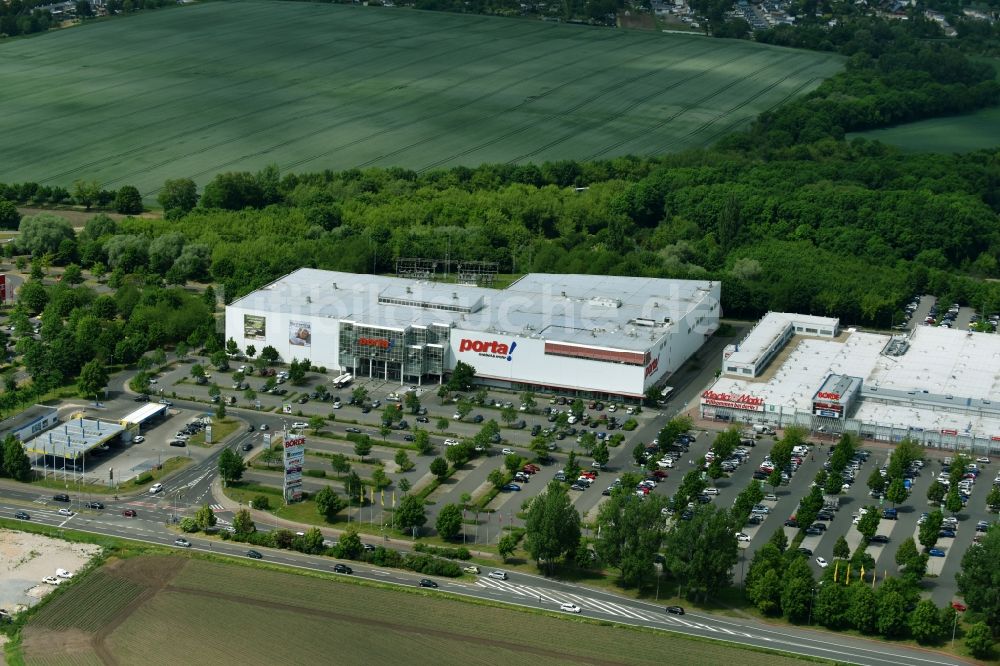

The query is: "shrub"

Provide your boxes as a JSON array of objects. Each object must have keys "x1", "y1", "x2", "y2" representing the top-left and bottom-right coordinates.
[
  {"x1": 622, "y1": 418, "x2": 638, "y2": 431},
  {"x1": 251, "y1": 494, "x2": 271, "y2": 510},
  {"x1": 413, "y1": 543, "x2": 472, "y2": 560},
  {"x1": 304, "y1": 469, "x2": 327, "y2": 478},
  {"x1": 133, "y1": 472, "x2": 153, "y2": 485}
]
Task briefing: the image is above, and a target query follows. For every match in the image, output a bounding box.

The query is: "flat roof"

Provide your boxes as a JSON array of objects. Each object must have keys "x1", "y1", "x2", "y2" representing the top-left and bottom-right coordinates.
[
  {"x1": 120, "y1": 403, "x2": 167, "y2": 424},
  {"x1": 229, "y1": 269, "x2": 718, "y2": 352},
  {"x1": 0, "y1": 405, "x2": 57, "y2": 437},
  {"x1": 725, "y1": 312, "x2": 839, "y2": 367},
  {"x1": 22, "y1": 416, "x2": 125, "y2": 458},
  {"x1": 708, "y1": 324, "x2": 1000, "y2": 438}
]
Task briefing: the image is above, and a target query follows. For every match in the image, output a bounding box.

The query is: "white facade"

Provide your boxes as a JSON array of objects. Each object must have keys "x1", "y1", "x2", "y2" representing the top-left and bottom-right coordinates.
[
  {"x1": 225, "y1": 269, "x2": 720, "y2": 399},
  {"x1": 722, "y1": 312, "x2": 839, "y2": 378}
]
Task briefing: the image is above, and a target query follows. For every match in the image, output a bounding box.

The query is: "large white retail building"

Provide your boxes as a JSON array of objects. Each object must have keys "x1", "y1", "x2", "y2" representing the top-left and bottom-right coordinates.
[
  {"x1": 225, "y1": 269, "x2": 721, "y2": 400},
  {"x1": 701, "y1": 312, "x2": 1000, "y2": 453}
]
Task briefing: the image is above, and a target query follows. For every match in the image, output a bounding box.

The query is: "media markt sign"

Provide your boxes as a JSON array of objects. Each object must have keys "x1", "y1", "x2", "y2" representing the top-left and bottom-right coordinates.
[{"x1": 283, "y1": 434, "x2": 305, "y2": 503}]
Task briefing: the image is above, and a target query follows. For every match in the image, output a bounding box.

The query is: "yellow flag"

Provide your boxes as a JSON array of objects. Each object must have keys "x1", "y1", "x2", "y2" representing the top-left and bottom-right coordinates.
[
  {"x1": 860, "y1": 565, "x2": 865, "y2": 581},
  {"x1": 846, "y1": 566, "x2": 851, "y2": 585},
  {"x1": 833, "y1": 560, "x2": 839, "y2": 583},
  {"x1": 369, "y1": 486, "x2": 374, "y2": 504},
  {"x1": 392, "y1": 491, "x2": 396, "y2": 508},
  {"x1": 380, "y1": 490, "x2": 384, "y2": 507}
]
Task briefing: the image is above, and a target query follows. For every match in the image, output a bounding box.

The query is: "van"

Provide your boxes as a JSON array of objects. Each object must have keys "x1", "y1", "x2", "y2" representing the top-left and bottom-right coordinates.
[{"x1": 753, "y1": 425, "x2": 775, "y2": 435}]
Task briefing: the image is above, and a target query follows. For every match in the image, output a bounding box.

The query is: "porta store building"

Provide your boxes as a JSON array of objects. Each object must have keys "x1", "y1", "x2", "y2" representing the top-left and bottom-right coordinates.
[{"x1": 224, "y1": 269, "x2": 721, "y2": 400}]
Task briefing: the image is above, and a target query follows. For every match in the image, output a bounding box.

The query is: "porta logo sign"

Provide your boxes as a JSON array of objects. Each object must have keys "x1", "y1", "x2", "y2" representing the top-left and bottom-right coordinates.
[
  {"x1": 459, "y1": 338, "x2": 517, "y2": 362},
  {"x1": 644, "y1": 358, "x2": 659, "y2": 378},
  {"x1": 358, "y1": 337, "x2": 392, "y2": 349}
]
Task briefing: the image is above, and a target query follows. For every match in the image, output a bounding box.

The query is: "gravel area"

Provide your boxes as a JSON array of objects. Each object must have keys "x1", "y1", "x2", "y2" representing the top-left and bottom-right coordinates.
[{"x1": 0, "y1": 530, "x2": 101, "y2": 615}]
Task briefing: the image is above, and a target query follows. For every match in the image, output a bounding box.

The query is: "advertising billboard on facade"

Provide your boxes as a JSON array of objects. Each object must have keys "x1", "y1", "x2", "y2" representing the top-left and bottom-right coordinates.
[
  {"x1": 244, "y1": 314, "x2": 266, "y2": 340},
  {"x1": 283, "y1": 435, "x2": 305, "y2": 502},
  {"x1": 289, "y1": 320, "x2": 311, "y2": 347}
]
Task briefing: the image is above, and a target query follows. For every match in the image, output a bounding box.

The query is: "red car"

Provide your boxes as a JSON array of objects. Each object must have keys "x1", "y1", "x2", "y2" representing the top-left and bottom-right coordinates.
[
  {"x1": 652, "y1": 470, "x2": 668, "y2": 480},
  {"x1": 122, "y1": 509, "x2": 137, "y2": 517},
  {"x1": 523, "y1": 464, "x2": 540, "y2": 473},
  {"x1": 580, "y1": 471, "x2": 598, "y2": 480},
  {"x1": 951, "y1": 601, "x2": 967, "y2": 612}
]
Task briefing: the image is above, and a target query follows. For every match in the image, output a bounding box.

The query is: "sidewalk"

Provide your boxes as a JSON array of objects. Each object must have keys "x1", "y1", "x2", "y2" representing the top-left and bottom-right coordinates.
[{"x1": 209, "y1": 476, "x2": 498, "y2": 560}]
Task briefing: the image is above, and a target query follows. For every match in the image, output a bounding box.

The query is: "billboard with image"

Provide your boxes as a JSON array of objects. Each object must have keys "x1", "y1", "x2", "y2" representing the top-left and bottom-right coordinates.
[
  {"x1": 289, "y1": 320, "x2": 311, "y2": 347},
  {"x1": 244, "y1": 314, "x2": 266, "y2": 340}
]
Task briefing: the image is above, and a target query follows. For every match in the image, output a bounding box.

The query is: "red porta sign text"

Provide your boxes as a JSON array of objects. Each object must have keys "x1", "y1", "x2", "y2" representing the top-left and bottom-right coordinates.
[
  {"x1": 816, "y1": 391, "x2": 842, "y2": 401},
  {"x1": 459, "y1": 339, "x2": 510, "y2": 355},
  {"x1": 358, "y1": 337, "x2": 390, "y2": 348}
]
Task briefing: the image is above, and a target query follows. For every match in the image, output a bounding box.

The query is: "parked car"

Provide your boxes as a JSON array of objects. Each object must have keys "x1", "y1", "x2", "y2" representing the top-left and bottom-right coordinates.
[
  {"x1": 928, "y1": 548, "x2": 945, "y2": 557},
  {"x1": 52, "y1": 494, "x2": 70, "y2": 502},
  {"x1": 42, "y1": 576, "x2": 61, "y2": 586},
  {"x1": 87, "y1": 502, "x2": 104, "y2": 510},
  {"x1": 133, "y1": 435, "x2": 145, "y2": 444},
  {"x1": 463, "y1": 565, "x2": 480, "y2": 574},
  {"x1": 57, "y1": 508, "x2": 74, "y2": 517},
  {"x1": 122, "y1": 509, "x2": 137, "y2": 517},
  {"x1": 502, "y1": 483, "x2": 521, "y2": 492},
  {"x1": 815, "y1": 557, "x2": 829, "y2": 568}
]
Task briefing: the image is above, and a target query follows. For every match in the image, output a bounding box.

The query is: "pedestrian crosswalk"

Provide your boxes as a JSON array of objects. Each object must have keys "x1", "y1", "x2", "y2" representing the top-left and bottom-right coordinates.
[
  {"x1": 474, "y1": 577, "x2": 667, "y2": 622},
  {"x1": 209, "y1": 504, "x2": 226, "y2": 512}
]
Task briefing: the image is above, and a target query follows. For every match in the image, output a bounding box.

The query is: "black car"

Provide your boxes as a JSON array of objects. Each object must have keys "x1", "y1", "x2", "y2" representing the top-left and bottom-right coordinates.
[
  {"x1": 241, "y1": 442, "x2": 253, "y2": 452},
  {"x1": 809, "y1": 523, "x2": 827, "y2": 531},
  {"x1": 53, "y1": 494, "x2": 70, "y2": 502},
  {"x1": 333, "y1": 563, "x2": 353, "y2": 574},
  {"x1": 246, "y1": 550, "x2": 263, "y2": 559},
  {"x1": 247, "y1": 424, "x2": 256, "y2": 433},
  {"x1": 746, "y1": 515, "x2": 763, "y2": 525},
  {"x1": 472, "y1": 414, "x2": 484, "y2": 423},
  {"x1": 14, "y1": 511, "x2": 30, "y2": 520},
  {"x1": 134, "y1": 394, "x2": 150, "y2": 402},
  {"x1": 752, "y1": 471, "x2": 768, "y2": 480},
  {"x1": 816, "y1": 512, "x2": 834, "y2": 521},
  {"x1": 346, "y1": 427, "x2": 361, "y2": 433},
  {"x1": 361, "y1": 406, "x2": 371, "y2": 414},
  {"x1": 796, "y1": 547, "x2": 813, "y2": 556},
  {"x1": 784, "y1": 519, "x2": 798, "y2": 528},
  {"x1": 169, "y1": 440, "x2": 187, "y2": 447},
  {"x1": 419, "y1": 579, "x2": 439, "y2": 588},
  {"x1": 297, "y1": 396, "x2": 309, "y2": 404},
  {"x1": 804, "y1": 527, "x2": 823, "y2": 536},
  {"x1": 665, "y1": 606, "x2": 685, "y2": 615},
  {"x1": 87, "y1": 502, "x2": 104, "y2": 510},
  {"x1": 402, "y1": 434, "x2": 415, "y2": 442},
  {"x1": 868, "y1": 535, "x2": 890, "y2": 544},
  {"x1": 416, "y1": 416, "x2": 429, "y2": 423}
]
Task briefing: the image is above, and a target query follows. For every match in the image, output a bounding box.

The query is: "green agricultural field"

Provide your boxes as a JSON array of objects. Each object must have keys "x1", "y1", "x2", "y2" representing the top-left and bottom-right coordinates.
[
  {"x1": 850, "y1": 105, "x2": 1000, "y2": 153},
  {"x1": 0, "y1": 0, "x2": 842, "y2": 199},
  {"x1": 19, "y1": 555, "x2": 826, "y2": 665}
]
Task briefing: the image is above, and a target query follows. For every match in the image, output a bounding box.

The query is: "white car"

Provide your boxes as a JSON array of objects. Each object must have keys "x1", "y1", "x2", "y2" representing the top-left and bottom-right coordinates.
[
  {"x1": 57, "y1": 508, "x2": 74, "y2": 517},
  {"x1": 55, "y1": 568, "x2": 74, "y2": 579},
  {"x1": 976, "y1": 456, "x2": 990, "y2": 464},
  {"x1": 487, "y1": 570, "x2": 508, "y2": 580},
  {"x1": 735, "y1": 532, "x2": 751, "y2": 542},
  {"x1": 764, "y1": 493, "x2": 778, "y2": 502},
  {"x1": 445, "y1": 439, "x2": 460, "y2": 447},
  {"x1": 560, "y1": 602, "x2": 582, "y2": 613},
  {"x1": 703, "y1": 488, "x2": 719, "y2": 495},
  {"x1": 453, "y1": 413, "x2": 462, "y2": 420},
  {"x1": 501, "y1": 448, "x2": 514, "y2": 455},
  {"x1": 591, "y1": 461, "x2": 602, "y2": 469},
  {"x1": 291, "y1": 422, "x2": 308, "y2": 430},
  {"x1": 133, "y1": 435, "x2": 145, "y2": 443},
  {"x1": 149, "y1": 483, "x2": 163, "y2": 494},
  {"x1": 816, "y1": 557, "x2": 829, "y2": 568},
  {"x1": 42, "y1": 576, "x2": 61, "y2": 586}
]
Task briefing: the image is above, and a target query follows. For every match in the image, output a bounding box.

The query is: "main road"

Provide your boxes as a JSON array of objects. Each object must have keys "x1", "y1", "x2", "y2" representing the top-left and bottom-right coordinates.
[{"x1": 0, "y1": 479, "x2": 971, "y2": 666}]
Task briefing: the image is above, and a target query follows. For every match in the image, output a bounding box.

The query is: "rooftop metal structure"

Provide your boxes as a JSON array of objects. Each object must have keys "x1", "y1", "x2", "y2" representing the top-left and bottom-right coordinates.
[
  {"x1": 120, "y1": 402, "x2": 168, "y2": 425},
  {"x1": 229, "y1": 269, "x2": 719, "y2": 352},
  {"x1": 22, "y1": 415, "x2": 124, "y2": 459}
]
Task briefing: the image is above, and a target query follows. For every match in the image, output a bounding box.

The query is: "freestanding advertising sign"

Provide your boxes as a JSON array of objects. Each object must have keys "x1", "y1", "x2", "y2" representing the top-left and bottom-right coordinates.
[
  {"x1": 283, "y1": 434, "x2": 305, "y2": 503},
  {"x1": 0, "y1": 274, "x2": 6, "y2": 302}
]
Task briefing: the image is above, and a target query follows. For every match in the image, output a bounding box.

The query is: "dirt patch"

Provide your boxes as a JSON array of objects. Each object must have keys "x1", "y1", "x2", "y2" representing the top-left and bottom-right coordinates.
[
  {"x1": 0, "y1": 529, "x2": 102, "y2": 615},
  {"x1": 21, "y1": 627, "x2": 94, "y2": 661},
  {"x1": 103, "y1": 555, "x2": 186, "y2": 590}
]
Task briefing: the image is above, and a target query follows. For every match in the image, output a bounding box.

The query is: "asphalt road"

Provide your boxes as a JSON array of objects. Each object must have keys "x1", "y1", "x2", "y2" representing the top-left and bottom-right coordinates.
[{"x1": 0, "y1": 493, "x2": 968, "y2": 666}]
